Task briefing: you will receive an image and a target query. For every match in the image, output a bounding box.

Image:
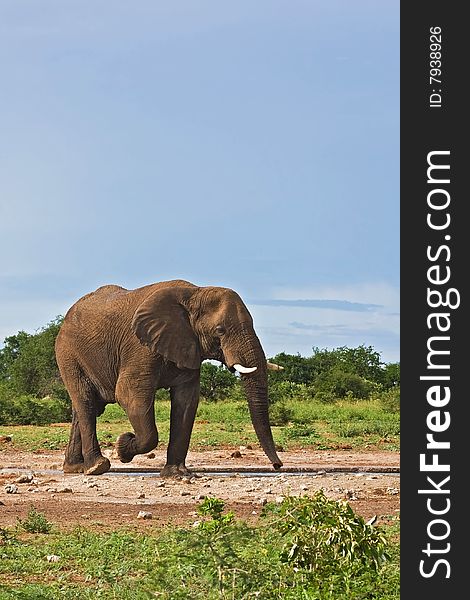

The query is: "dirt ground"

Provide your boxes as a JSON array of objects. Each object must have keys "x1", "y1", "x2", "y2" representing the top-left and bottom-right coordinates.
[{"x1": 0, "y1": 446, "x2": 399, "y2": 531}]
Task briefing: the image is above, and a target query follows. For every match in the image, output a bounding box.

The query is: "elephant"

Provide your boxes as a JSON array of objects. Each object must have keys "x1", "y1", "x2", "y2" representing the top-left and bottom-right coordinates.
[{"x1": 55, "y1": 279, "x2": 283, "y2": 477}]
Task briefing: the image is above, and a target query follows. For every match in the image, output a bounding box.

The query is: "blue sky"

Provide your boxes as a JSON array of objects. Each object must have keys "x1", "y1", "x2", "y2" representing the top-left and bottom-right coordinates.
[{"x1": 0, "y1": 1, "x2": 399, "y2": 363}]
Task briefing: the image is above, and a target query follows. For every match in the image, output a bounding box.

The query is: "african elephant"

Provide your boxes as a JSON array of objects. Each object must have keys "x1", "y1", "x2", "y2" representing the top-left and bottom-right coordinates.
[{"x1": 55, "y1": 280, "x2": 283, "y2": 477}]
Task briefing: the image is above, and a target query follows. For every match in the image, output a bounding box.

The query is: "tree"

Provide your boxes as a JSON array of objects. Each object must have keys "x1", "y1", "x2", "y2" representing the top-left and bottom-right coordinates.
[
  {"x1": 382, "y1": 362, "x2": 400, "y2": 388},
  {"x1": 199, "y1": 362, "x2": 237, "y2": 401},
  {"x1": 267, "y1": 352, "x2": 316, "y2": 385},
  {"x1": 0, "y1": 331, "x2": 30, "y2": 381},
  {"x1": 0, "y1": 317, "x2": 65, "y2": 398}
]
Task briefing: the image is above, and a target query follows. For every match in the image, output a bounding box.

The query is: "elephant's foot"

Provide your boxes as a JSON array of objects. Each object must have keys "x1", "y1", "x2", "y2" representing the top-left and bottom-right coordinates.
[
  {"x1": 84, "y1": 456, "x2": 111, "y2": 476},
  {"x1": 63, "y1": 461, "x2": 85, "y2": 474},
  {"x1": 116, "y1": 432, "x2": 137, "y2": 463},
  {"x1": 160, "y1": 464, "x2": 196, "y2": 479}
]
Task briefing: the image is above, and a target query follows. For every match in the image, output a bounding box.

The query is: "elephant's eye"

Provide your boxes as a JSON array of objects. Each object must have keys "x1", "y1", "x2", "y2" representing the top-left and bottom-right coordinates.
[{"x1": 215, "y1": 325, "x2": 226, "y2": 336}]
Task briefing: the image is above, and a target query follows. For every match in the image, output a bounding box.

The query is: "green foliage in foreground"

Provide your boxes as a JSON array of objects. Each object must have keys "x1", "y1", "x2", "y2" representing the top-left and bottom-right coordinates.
[{"x1": 0, "y1": 495, "x2": 399, "y2": 600}]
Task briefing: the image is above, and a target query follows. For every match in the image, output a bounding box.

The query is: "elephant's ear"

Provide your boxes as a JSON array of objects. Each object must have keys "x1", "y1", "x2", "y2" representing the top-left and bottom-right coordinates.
[{"x1": 131, "y1": 286, "x2": 200, "y2": 370}]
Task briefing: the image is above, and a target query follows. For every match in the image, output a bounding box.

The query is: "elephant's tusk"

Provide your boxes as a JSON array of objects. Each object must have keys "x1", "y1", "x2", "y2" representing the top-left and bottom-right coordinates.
[
  {"x1": 233, "y1": 363, "x2": 257, "y2": 374},
  {"x1": 266, "y1": 362, "x2": 284, "y2": 371}
]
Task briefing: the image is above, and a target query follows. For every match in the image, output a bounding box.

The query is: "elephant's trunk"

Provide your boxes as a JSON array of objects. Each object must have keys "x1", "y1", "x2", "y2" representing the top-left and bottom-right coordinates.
[
  {"x1": 222, "y1": 323, "x2": 282, "y2": 469},
  {"x1": 226, "y1": 330, "x2": 282, "y2": 469},
  {"x1": 241, "y1": 372, "x2": 283, "y2": 469}
]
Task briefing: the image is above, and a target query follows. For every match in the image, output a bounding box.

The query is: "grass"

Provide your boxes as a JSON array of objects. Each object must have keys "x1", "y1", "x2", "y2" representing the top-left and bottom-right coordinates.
[
  {"x1": 0, "y1": 499, "x2": 400, "y2": 599},
  {"x1": 0, "y1": 398, "x2": 399, "y2": 453}
]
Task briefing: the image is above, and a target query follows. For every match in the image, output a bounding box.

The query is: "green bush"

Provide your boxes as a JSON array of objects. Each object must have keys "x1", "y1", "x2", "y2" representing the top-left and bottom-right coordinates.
[
  {"x1": 269, "y1": 380, "x2": 315, "y2": 404},
  {"x1": 379, "y1": 386, "x2": 400, "y2": 413},
  {"x1": 283, "y1": 423, "x2": 319, "y2": 440},
  {"x1": 269, "y1": 401, "x2": 294, "y2": 426},
  {"x1": 17, "y1": 508, "x2": 53, "y2": 534},
  {"x1": 313, "y1": 389, "x2": 337, "y2": 403},
  {"x1": 267, "y1": 491, "x2": 389, "y2": 577},
  {"x1": 0, "y1": 392, "x2": 71, "y2": 426},
  {"x1": 316, "y1": 368, "x2": 380, "y2": 399},
  {"x1": 199, "y1": 362, "x2": 237, "y2": 401}
]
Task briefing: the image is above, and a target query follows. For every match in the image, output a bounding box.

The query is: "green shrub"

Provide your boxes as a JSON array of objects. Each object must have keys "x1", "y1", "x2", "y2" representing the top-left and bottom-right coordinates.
[
  {"x1": 269, "y1": 401, "x2": 293, "y2": 425},
  {"x1": 17, "y1": 508, "x2": 53, "y2": 534},
  {"x1": 313, "y1": 389, "x2": 337, "y2": 403},
  {"x1": 269, "y1": 380, "x2": 315, "y2": 404},
  {"x1": 155, "y1": 388, "x2": 170, "y2": 402},
  {"x1": 0, "y1": 393, "x2": 71, "y2": 426},
  {"x1": 379, "y1": 386, "x2": 401, "y2": 413},
  {"x1": 266, "y1": 491, "x2": 389, "y2": 575},
  {"x1": 316, "y1": 368, "x2": 380, "y2": 399},
  {"x1": 199, "y1": 362, "x2": 237, "y2": 401}
]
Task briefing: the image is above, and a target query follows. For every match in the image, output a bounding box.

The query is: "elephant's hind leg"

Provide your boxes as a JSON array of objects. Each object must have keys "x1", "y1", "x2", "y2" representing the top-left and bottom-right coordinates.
[
  {"x1": 61, "y1": 364, "x2": 111, "y2": 475},
  {"x1": 63, "y1": 410, "x2": 84, "y2": 473}
]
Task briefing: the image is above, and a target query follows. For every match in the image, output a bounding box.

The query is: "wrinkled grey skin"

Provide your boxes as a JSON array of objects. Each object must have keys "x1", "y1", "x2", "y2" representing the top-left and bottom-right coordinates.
[{"x1": 55, "y1": 280, "x2": 283, "y2": 477}]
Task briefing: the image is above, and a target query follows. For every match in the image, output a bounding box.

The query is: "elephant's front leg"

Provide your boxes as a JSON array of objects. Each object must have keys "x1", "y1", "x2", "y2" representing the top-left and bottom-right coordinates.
[
  {"x1": 115, "y1": 376, "x2": 159, "y2": 463},
  {"x1": 160, "y1": 377, "x2": 200, "y2": 479}
]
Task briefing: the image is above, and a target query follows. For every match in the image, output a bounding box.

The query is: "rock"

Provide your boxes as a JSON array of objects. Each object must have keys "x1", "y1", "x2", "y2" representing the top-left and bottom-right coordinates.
[
  {"x1": 0, "y1": 435, "x2": 12, "y2": 443},
  {"x1": 0, "y1": 500, "x2": 5, "y2": 505},
  {"x1": 137, "y1": 492, "x2": 145, "y2": 499},
  {"x1": 57, "y1": 487, "x2": 73, "y2": 494},
  {"x1": 156, "y1": 480, "x2": 165, "y2": 488},
  {"x1": 137, "y1": 511, "x2": 152, "y2": 520},
  {"x1": 258, "y1": 497, "x2": 268, "y2": 506},
  {"x1": 192, "y1": 520, "x2": 201, "y2": 527},
  {"x1": 180, "y1": 490, "x2": 191, "y2": 496},
  {"x1": 275, "y1": 496, "x2": 285, "y2": 504},
  {"x1": 46, "y1": 555, "x2": 61, "y2": 563},
  {"x1": 263, "y1": 488, "x2": 272, "y2": 494},
  {"x1": 146, "y1": 452, "x2": 156, "y2": 459},
  {"x1": 231, "y1": 450, "x2": 242, "y2": 458},
  {"x1": 15, "y1": 474, "x2": 34, "y2": 484},
  {"x1": 197, "y1": 494, "x2": 206, "y2": 500},
  {"x1": 4, "y1": 484, "x2": 18, "y2": 494},
  {"x1": 387, "y1": 487, "x2": 399, "y2": 495}
]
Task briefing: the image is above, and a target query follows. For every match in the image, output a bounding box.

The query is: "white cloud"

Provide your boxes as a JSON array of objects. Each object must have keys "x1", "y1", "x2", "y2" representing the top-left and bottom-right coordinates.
[{"x1": 247, "y1": 281, "x2": 400, "y2": 363}]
